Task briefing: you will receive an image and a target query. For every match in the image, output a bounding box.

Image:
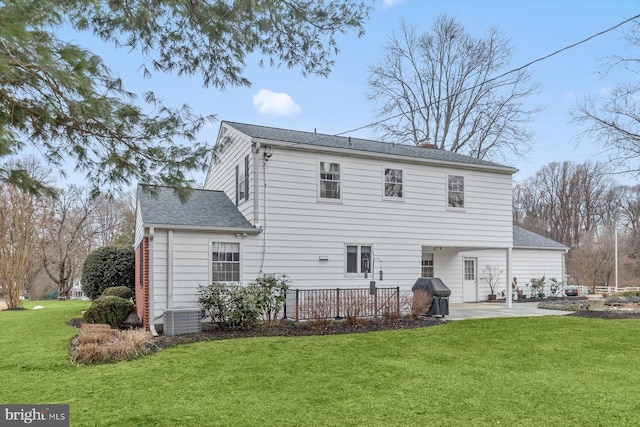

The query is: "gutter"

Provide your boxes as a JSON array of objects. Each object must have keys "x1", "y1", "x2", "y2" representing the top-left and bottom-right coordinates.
[
  {"x1": 148, "y1": 227, "x2": 158, "y2": 337},
  {"x1": 142, "y1": 224, "x2": 261, "y2": 234},
  {"x1": 250, "y1": 137, "x2": 518, "y2": 175}
]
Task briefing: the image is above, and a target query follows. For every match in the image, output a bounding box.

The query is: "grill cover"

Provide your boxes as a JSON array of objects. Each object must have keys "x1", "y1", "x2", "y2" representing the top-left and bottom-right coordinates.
[
  {"x1": 412, "y1": 277, "x2": 450, "y2": 317},
  {"x1": 412, "y1": 277, "x2": 451, "y2": 297}
]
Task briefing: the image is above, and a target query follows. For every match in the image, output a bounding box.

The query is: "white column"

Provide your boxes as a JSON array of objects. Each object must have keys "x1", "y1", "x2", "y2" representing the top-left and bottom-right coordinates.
[{"x1": 506, "y1": 247, "x2": 512, "y2": 308}]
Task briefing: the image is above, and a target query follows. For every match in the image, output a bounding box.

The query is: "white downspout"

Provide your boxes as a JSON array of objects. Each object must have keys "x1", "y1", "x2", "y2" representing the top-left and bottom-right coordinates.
[
  {"x1": 148, "y1": 227, "x2": 158, "y2": 336},
  {"x1": 167, "y1": 229, "x2": 174, "y2": 309},
  {"x1": 253, "y1": 141, "x2": 260, "y2": 226},
  {"x1": 506, "y1": 247, "x2": 512, "y2": 308}
]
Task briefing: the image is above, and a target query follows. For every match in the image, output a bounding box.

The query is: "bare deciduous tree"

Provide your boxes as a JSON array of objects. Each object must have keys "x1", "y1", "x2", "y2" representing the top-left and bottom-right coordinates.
[
  {"x1": 513, "y1": 161, "x2": 613, "y2": 248},
  {"x1": 569, "y1": 231, "x2": 615, "y2": 292},
  {"x1": 0, "y1": 159, "x2": 50, "y2": 307},
  {"x1": 40, "y1": 186, "x2": 102, "y2": 298},
  {"x1": 367, "y1": 15, "x2": 539, "y2": 161},
  {"x1": 573, "y1": 22, "x2": 640, "y2": 174}
]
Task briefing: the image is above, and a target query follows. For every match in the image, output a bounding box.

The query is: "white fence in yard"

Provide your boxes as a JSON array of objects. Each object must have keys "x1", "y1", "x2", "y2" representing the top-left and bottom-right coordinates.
[{"x1": 594, "y1": 286, "x2": 640, "y2": 294}]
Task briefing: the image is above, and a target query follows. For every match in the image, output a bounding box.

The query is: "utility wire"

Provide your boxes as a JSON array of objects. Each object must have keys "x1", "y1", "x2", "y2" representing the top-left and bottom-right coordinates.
[{"x1": 323, "y1": 13, "x2": 640, "y2": 140}]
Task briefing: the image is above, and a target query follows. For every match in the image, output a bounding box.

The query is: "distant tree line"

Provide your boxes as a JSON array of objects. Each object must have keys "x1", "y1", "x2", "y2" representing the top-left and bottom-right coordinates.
[
  {"x1": 514, "y1": 160, "x2": 640, "y2": 291},
  {"x1": 0, "y1": 158, "x2": 134, "y2": 308}
]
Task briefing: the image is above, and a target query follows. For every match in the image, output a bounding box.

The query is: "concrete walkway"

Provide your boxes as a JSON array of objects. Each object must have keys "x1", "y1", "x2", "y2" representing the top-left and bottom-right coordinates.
[{"x1": 446, "y1": 302, "x2": 573, "y2": 320}]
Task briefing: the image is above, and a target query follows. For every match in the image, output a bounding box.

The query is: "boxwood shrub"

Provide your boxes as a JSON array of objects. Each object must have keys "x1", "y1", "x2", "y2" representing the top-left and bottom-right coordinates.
[
  {"x1": 81, "y1": 246, "x2": 134, "y2": 301},
  {"x1": 83, "y1": 296, "x2": 134, "y2": 328},
  {"x1": 101, "y1": 286, "x2": 134, "y2": 300}
]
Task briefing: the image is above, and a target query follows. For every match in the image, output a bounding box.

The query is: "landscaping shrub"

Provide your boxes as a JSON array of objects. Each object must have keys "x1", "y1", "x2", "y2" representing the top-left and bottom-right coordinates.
[
  {"x1": 411, "y1": 291, "x2": 433, "y2": 319},
  {"x1": 198, "y1": 277, "x2": 291, "y2": 329},
  {"x1": 43, "y1": 291, "x2": 58, "y2": 300},
  {"x1": 197, "y1": 282, "x2": 261, "y2": 329},
  {"x1": 101, "y1": 286, "x2": 134, "y2": 300},
  {"x1": 249, "y1": 276, "x2": 289, "y2": 325},
  {"x1": 606, "y1": 295, "x2": 640, "y2": 305},
  {"x1": 83, "y1": 296, "x2": 134, "y2": 328},
  {"x1": 81, "y1": 246, "x2": 134, "y2": 300},
  {"x1": 71, "y1": 324, "x2": 153, "y2": 364},
  {"x1": 619, "y1": 290, "x2": 640, "y2": 298}
]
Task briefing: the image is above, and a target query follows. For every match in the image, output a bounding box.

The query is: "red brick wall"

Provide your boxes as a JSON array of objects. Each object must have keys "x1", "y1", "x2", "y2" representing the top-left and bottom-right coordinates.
[{"x1": 135, "y1": 237, "x2": 149, "y2": 330}]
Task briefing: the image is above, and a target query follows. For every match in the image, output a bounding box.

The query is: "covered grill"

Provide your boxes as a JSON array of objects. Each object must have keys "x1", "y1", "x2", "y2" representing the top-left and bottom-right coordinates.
[{"x1": 412, "y1": 277, "x2": 451, "y2": 317}]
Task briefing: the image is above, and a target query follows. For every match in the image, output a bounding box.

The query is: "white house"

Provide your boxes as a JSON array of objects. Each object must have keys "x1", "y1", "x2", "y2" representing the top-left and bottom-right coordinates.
[{"x1": 134, "y1": 121, "x2": 567, "y2": 332}]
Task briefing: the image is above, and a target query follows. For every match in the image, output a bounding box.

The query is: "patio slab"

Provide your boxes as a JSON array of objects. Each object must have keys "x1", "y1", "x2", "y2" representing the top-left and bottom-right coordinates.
[{"x1": 446, "y1": 302, "x2": 573, "y2": 320}]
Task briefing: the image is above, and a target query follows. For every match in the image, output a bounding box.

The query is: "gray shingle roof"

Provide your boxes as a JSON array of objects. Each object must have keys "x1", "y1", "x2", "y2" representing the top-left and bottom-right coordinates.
[
  {"x1": 224, "y1": 121, "x2": 515, "y2": 172},
  {"x1": 138, "y1": 186, "x2": 256, "y2": 231},
  {"x1": 513, "y1": 225, "x2": 566, "y2": 249}
]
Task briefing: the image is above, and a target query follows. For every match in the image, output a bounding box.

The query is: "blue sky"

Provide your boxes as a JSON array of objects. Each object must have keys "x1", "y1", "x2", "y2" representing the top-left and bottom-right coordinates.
[{"x1": 62, "y1": 0, "x2": 640, "y2": 186}]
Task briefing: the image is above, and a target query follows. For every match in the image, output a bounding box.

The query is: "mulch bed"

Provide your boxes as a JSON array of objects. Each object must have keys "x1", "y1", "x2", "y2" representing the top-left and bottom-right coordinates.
[
  {"x1": 152, "y1": 316, "x2": 447, "y2": 349},
  {"x1": 65, "y1": 301, "x2": 640, "y2": 353},
  {"x1": 68, "y1": 316, "x2": 447, "y2": 350},
  {"x1": 569, "y1": 310, "x2": 640, "y2": 319}
]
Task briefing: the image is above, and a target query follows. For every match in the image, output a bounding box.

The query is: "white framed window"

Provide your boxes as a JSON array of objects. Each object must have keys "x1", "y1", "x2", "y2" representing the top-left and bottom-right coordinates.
[
  {"x1": 236, "y1": 155, "x2": 249, "y2": 205},
  {"x1": 384, "y1": 167, "x2": 403, "y2": 199},
  {"x1": 421, "y1": 252, "x2": 434, "y2": 277},
  {"x1": 447, "y1": 174, "x2": 465, "y2": 209},
  {"x1": 346, "y1": 245, "x2": 372, "y2": 275},
  {"x1": 211, "y1": 242, "x2": 240, "y2": 282},
  {"x1": 319, "y1": 161, "x2": 341, "y2": 200}
]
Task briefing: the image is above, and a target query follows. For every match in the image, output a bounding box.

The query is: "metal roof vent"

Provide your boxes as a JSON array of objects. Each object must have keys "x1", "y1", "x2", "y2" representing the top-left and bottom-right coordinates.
[{"x1": 164, "y1": 307, "x2": 202, "y2": 336}]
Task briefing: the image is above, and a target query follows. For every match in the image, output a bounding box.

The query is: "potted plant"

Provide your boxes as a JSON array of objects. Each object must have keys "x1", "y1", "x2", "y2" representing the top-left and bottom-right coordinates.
[
  {"x1": 481, "y1": 265, "x2": 504, "y2": 302},
  {"x1": 530, "y1": 276, "x2": 546, "y2": 299},
  {"x1": 512, "y1": 277, "x2": 524, "y2": 299}
]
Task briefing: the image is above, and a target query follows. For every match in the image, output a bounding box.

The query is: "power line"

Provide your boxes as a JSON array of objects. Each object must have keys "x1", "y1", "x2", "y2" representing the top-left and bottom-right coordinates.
[{"x1": 328, "y1": 13, "x2": 640, "y2": 140}]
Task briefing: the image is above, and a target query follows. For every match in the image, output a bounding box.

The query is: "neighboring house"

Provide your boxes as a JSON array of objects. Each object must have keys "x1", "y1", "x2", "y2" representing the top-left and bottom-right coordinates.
[{"x1": 134, "y1": 121, "x2": 567, "y2": 332}]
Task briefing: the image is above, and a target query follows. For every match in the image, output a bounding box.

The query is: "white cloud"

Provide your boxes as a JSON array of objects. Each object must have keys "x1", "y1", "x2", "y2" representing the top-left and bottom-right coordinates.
[
  {"x1": 252, "y1": 89, "x2": 301, "y2": 116},
  {"x1": 381, "y1": 0, "x2": 405, "y2": 8},
  {"x1": 565, "y1": 91, "x2": 575, "y2": 99}
]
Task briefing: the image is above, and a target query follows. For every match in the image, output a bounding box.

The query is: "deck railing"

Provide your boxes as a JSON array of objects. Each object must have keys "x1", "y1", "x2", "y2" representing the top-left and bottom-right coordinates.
[{"x1": 287, "y1": 287, "x2": 401, "y2": 321}]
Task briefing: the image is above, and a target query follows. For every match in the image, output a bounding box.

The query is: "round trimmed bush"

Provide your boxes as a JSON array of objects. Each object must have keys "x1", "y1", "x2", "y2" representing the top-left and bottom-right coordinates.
[
  {"x1": 101, "y1": 286, "x2": 134, "y2": 300},
  {"x1": 81, "y1": 246, "x2": 134, "y2": 301},
  {"x1": 83, "y1": 296, "x2": 134, "y2": 328}
]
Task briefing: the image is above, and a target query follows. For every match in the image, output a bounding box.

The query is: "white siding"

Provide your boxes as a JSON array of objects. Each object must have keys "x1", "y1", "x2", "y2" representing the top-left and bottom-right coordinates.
[
  {"x1": 513, "y1": 248, "x2": 566, "y2": 297},
  {"x1": 134, "y1": 199, "x2": 144, "y2": 248},
  {"x1": 156, "y1": 136, "x2": 525, "y2": 308},
  {"x1": 250, "y1": 147, "x2": 514, "y2": 303},
  {"x1": 204, "y1": 125, "x2": 255, "y2": 223},
  {"x1": 149, "y1": 229, "x2": 249, "y2": 327}
]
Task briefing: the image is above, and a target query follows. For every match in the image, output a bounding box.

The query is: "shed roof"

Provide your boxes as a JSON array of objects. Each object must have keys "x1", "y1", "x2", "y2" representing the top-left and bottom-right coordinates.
[
  {"x1": 224, "y1": 121, "x2": 516, "y2": 173},
  {"x1": 513, "y1": 225, "x2": 567, "y2": 249},
  {"x1": 137, "y1": 185, "x2": 257, "y2": 231}
]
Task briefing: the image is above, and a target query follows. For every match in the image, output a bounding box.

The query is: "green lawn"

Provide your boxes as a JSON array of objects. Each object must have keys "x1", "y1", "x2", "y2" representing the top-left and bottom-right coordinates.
[{"x1": 2, "y1": 301, "x2": 640, "y2": 426}]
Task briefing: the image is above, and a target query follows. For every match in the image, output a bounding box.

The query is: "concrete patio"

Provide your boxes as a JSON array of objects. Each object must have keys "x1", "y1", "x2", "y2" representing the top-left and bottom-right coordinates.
[{"x1": 446, "y1": 302, "x2": 574, "y2": 320}]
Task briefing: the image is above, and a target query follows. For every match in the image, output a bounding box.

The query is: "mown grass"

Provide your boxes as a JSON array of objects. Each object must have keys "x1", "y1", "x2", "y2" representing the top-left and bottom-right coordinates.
[{"x1": 2, "y1": 300, "x2": 640, "y2": 426}]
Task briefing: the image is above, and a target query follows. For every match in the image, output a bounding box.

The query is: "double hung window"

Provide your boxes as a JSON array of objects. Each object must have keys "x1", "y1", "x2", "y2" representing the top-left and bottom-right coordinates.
[
  {"x1": 319, "y1": 162, "x2": 341, "y2": 199},
  {"x1": 346, "y1": 245, "x2": 372, "y2": 275},
  {"x1": 212, "y1": 242, "x2": 240, "y2": 282}
]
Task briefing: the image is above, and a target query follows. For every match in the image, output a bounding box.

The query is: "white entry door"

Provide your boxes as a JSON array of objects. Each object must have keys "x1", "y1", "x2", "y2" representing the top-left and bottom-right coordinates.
[{"x1": 463, "y1": 258, "x2": 477, "y2": 302}]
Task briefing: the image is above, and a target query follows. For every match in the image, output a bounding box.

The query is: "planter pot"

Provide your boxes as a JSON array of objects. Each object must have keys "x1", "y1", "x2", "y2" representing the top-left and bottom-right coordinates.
[
  {"x1": 589, "y1": 300, "x2": 605, "y2": 311},
  {"x1": 488, "y1": 294, "x2": 497, "y2": 302},
  {"x1": 517, "y1": 290, "x2": 524, "y2": 298}
]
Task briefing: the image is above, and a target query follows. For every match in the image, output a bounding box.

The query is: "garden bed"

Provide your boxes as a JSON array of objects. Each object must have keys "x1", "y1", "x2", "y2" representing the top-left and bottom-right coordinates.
[{"x1": 152, "y1": 316, "x2": 447, "y2": 349}]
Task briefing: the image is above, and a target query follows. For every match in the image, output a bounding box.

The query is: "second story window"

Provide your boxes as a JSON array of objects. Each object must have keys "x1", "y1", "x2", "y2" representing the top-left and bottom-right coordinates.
[
  {"x1": 236, "y1": 155, "x2": 249, "y2": 205},
  {"x1": 319, "y1": 162, "x2": 340, "y2": 199},
  {"x1": 384, "y1": 168, "x2": 403, "y2": 198},
  {"x1": 448, "y1": 175, "x2": 464, "y2": 208}
]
